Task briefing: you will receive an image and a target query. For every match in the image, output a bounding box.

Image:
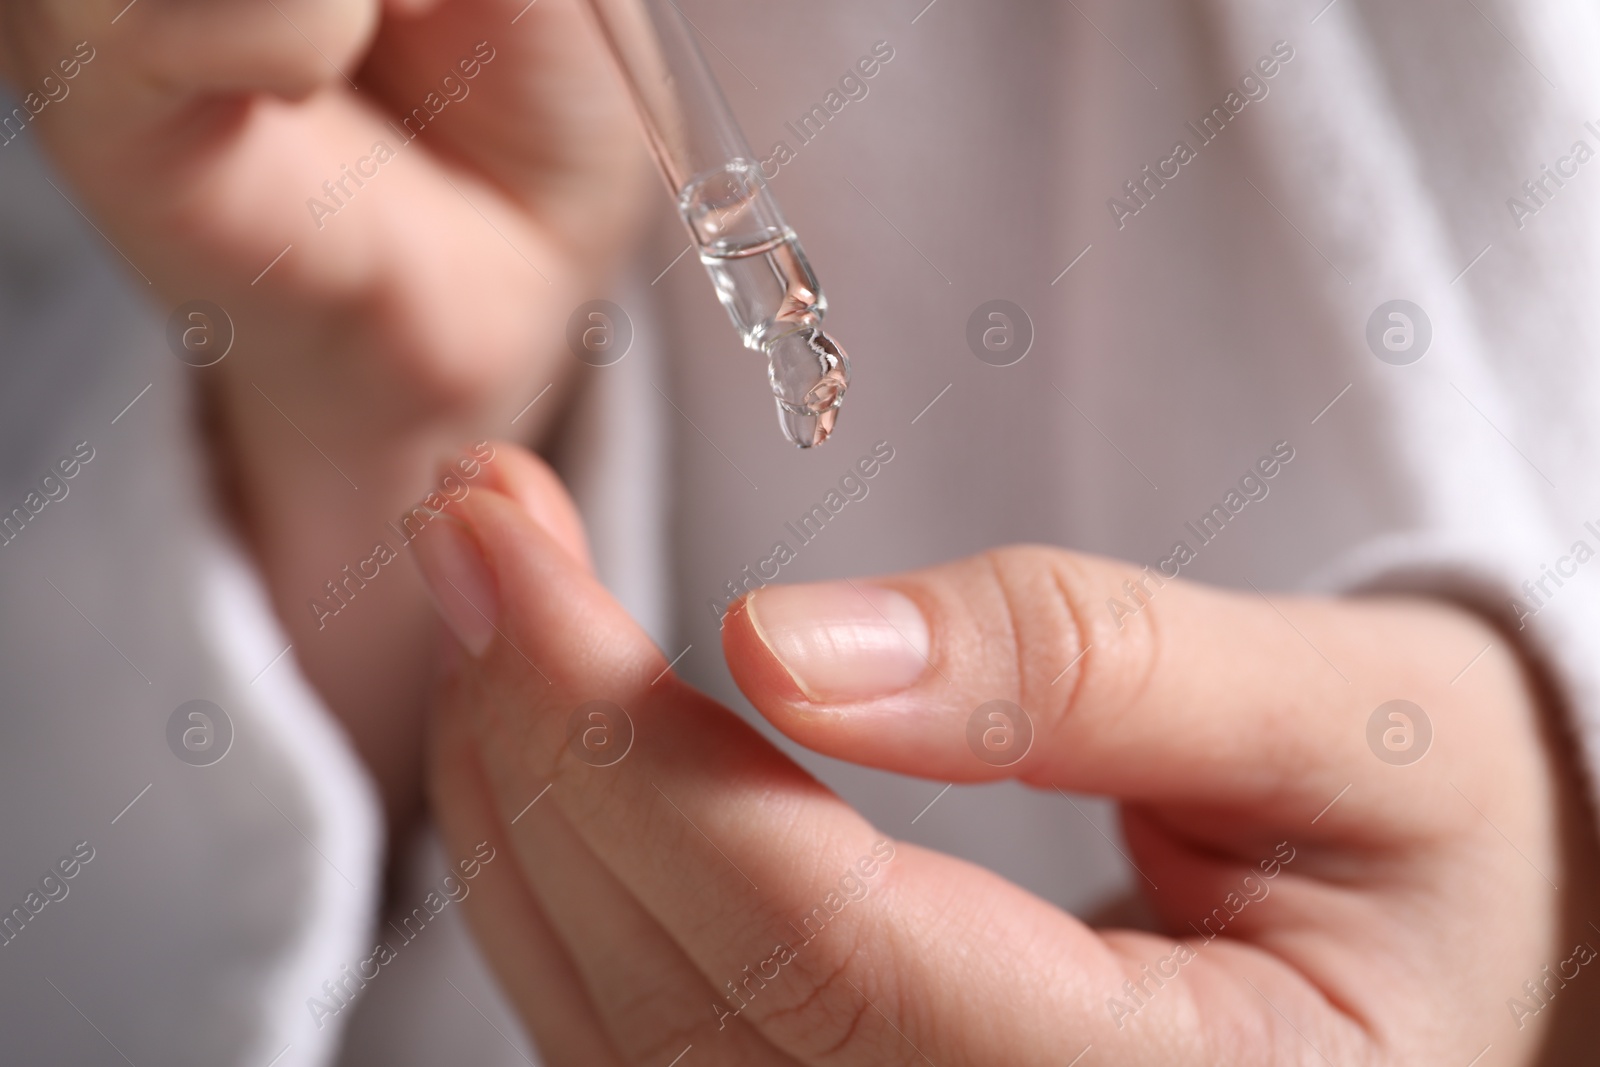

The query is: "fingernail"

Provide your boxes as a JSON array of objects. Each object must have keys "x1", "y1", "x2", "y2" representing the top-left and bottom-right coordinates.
[
  {"x1": 413, "y1": 515, "x2": 498, "y2": 657},
  {"x1": 747, "y1": 581, "x2": 929, "y2": 702}
]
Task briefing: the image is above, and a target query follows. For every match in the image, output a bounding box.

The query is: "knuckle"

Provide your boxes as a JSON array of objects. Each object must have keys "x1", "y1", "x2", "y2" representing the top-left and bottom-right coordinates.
[
  {"x1": 594, "y1": 954, "x2": 762, "y2": 1066},
  {"x1": 978, "y1": 545, "x2": 1091, "y2": 695},
  {"x1": 751, "y1": 927, "x2": 889, "y2": 1061},
  {"x1": 980, "y1": 545, "x2": 1162, "y2": 751}
]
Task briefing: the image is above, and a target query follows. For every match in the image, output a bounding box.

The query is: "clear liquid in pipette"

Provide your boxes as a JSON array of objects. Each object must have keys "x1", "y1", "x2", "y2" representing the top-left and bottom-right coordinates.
[
  {"x1": 699, "y1": 234, "x2": 848, "y2": 448},
  {"x1": 678, "y1": 162, "x2": 850, "y2": 448}
]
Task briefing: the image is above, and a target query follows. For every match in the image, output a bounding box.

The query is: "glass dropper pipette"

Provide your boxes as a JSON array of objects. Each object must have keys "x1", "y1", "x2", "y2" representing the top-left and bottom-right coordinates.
[{"x1": 580, "y1": 0, "x2": 850, "y2": 448}]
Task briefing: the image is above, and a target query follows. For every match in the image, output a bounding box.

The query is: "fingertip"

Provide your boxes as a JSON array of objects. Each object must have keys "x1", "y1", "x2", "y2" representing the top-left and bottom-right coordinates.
[
  {"x1": 721, "y1": 589, "x2": 900, "y2": 760},
  {"x1": 414, "y1": 443, "x2": 597, "y2": 666},
  {"x1": 445, "y1": 484, "x2": 667, "y2": 724},
  {"x1": 725, "y1": 581, "x2": 931, "y2": 708},
  {"x1": 722, "y1": 593, "x2": 811, "y2": 714},
  {"x1": 412, "y1": 512, "x2": 500, "y2": 658},
  {"x1": 471, "y1": 441, "x2": 593, "y2": 572}
]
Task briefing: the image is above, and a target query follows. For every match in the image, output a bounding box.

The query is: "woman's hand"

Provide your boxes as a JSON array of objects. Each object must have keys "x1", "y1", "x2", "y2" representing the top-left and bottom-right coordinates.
[
  {"x1": 3, "y1": 0, "x2": 644, "y2": 402},
  {"x1": 420, "y1": 444, "x2": 1600, "y2": 1066},
  {"x1": 1, "y1": 0, "x2": 651, "y2": 826}
]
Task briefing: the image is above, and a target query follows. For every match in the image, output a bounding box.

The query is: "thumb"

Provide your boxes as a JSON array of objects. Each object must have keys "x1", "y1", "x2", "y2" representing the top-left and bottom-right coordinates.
[{"x1": 721, "y1": 545, "x2": 1507, "y2": 819}]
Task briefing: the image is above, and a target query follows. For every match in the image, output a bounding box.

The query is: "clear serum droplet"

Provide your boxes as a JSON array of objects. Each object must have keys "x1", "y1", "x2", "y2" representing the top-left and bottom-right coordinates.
[{"x1": 766, "y1": 326, "x2": 848, "y2": 448}]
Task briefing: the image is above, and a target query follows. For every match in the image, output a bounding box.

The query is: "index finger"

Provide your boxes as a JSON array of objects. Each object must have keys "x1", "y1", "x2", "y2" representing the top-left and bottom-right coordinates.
[{"x1": 719, "y1": 546, "x2": 1532, "y2": 832}]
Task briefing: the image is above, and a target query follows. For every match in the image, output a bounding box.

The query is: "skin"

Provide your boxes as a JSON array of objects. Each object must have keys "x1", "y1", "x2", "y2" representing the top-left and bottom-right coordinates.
[
  {"x1": 0, "y1": 0, "x2": 651, "y2": 837},
  {"x1": 421, "y1": 447, "x2": 1600, "y2": 1067},
  {"x1": 6, "y1": 4, "x2": 1599, "y2": 1062}
]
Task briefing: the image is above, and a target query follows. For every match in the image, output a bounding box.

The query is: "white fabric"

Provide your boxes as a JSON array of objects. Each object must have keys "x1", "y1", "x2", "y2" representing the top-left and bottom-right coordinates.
[
  {"x1": 0, "y1": 143, "x2": 381, "y2": 1066},
  {"x1": 3, "y1": 1, "x2": 1599, "y2": 1062}
]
